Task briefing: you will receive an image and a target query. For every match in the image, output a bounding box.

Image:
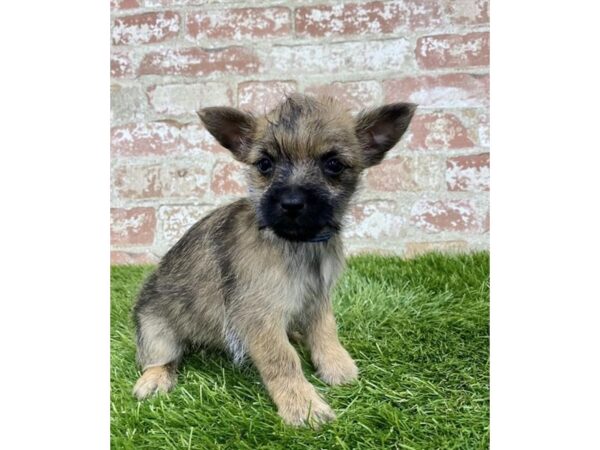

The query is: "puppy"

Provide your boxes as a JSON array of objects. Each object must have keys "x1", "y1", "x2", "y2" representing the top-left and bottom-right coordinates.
[{"x1": 132, "y1": 94, "x2": 416, "y2": 426}]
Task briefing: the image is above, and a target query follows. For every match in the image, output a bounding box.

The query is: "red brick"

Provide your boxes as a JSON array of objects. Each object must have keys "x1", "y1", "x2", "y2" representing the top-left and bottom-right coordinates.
[
  {"x1": 407, "y1": 113, "x2": 474, "y2": 150},
  {"x1": 186, "y1": 7, "x2": 291, "y2": 41},
  {"x1": 147, "y1": 82, "x2": 233, "y2": 115},
  {"x1": 139, "y1": 47, "x2": 259, "y2": 77},
  {"x1": 344, "y1": 200, "x2": 405, "y2": 239},
  {"x1": 112, "y1": 162, "x2": 211, "y2": 200},
  {"x1": 237, "y1": 81, "x2": 297, "y2": 113},
  {"x1": 446, "y1": 153, "x2": 489, "y2": 192},
  {"x1": 405, "y1": 240, "x2": 469, "y2": 257},
  {"x1": 111, "y1": 207, "x2": 156, "y2": 245},
  {"x1": 110, "y1": 0, "x2": 139, "y2": 10},
  {"x1": 110, "y1": 121, "x2": 222, "y2": 157},
  {"x1": 211, "y1": 161, "x2": 246, "y2": 196},
  {"x1": 410, "y1": 199, "x2": 485, "y2": 232},
  {"x1": 112, "y1": 12, "x2": 180, "y2": 46},
  {"x1": 304, "y1": 80, "x2": 382, "y2": 113},
  {"x1": 111, "y1": 251, "x2": 158, "y2": 265},
  {"x1": 144, "y1": 0, "x2": 221, "y2": 6},
  {"x1": 295, "y1": 2, "x2": 401, "y2": 37},
  {"x1": 384, "y1": 73, "x2": 489, "y2": 108},
  {"x1": 295, "y1": 1, "x2": 442, "y2": 37},
  {"x1": 111, "y1": 52, "x2": 134, "y2": 78},
  {"x1": 446, "y1": 0, "x2": 489, "y2": 25},
  {"x1": 366, "y1": 156, "x2": 441, "y2": 192},
  {"x1": 416, "y1": 32, "x2": 489, "y2": 69}
]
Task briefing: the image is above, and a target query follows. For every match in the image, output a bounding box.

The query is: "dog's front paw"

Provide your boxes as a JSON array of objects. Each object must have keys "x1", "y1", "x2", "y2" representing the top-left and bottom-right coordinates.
[
  {"x1": 276, "y1": 384, "x2": 336, "y2": 427},
  {"x1": 316, "y1": 347, "x2": 359, "y2": 386}
]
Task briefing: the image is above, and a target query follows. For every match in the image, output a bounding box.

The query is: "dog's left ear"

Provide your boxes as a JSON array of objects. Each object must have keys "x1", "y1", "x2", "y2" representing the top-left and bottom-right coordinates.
[
  {"x1": 355, "y1": 103, "x2": 417, "y2": 167},
  {"x1": 197, "y1": 107, "x2": 256, "y2": 163}
]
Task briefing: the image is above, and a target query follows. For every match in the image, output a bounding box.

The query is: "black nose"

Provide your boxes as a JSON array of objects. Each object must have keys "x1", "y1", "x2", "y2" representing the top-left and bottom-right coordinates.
[{"x1": 280, "y1": 191, "x2": 305, "y2": 216}]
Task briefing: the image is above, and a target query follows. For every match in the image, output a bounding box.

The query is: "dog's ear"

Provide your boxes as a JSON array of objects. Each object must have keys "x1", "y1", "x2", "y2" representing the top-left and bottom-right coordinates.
[
  {"x1": 197, "y1": 107, "x2": 256, "y2": 162},
  {"x1": 355, "y1": 103, "x2": 417, "y2": 167}
]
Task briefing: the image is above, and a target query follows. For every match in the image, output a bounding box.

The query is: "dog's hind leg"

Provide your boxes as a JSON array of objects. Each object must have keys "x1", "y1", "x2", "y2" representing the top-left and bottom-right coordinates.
[{"x1": 132, "y1": 314, "x2": 183, "y2": 400}]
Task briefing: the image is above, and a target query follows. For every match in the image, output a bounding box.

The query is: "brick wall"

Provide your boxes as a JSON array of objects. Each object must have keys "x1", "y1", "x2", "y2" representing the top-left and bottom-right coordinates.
[{"x1": 110, "y1": 0, "x2": 490, "y2": 264}]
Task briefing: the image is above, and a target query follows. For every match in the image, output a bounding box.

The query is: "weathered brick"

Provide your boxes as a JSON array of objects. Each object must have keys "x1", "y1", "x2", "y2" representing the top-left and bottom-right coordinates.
[
  {"x1": 112, "y1": 162, "x2": 212, "y2": 200},
  {"x1": 384, "y1": 73, "x2": 489, "y2": 108},
  {"x1": 211, "y1": 161, "x2": 247, "y2": 196},
  {"x1": 295, "y1": 1, "x2": 443, "y2": 37},
  {"x1": 110, "y1": 0, "x2": 490, "y2": 256},
  {"x1": 416, "y1": 32, "x2": 489, "y2": 69},
  {"x1": 111, "y1": 0, "x2": 140, "y2": 10},
  {"x1": 296, "y1": 2, "x2": 400, "y2": 37},
  {"x1": 404, "y1": 240, "x2": 469, "y2": 257},
  {"x1": 111, "y1": 207, "x2": 156, "y2": 245},
  {"x1": 366, "y1": 156, "x2": 441, "y2": 192},
  {"x1": 410, "y1": 199, "x2": 485, "y2": 232},
  {"x1": 477, "y1": 110, "x2": 489, "y2": 147},
  {"x1": 446, "y1": 153, "x2": 489, "y2": 192},
  {"x1": 237, "y1": 81, "x2": 297, "y2": 113},
  {"x1": 407, "y1": 113, "x2": 474, "y2": 150},
  {"x1": 186, "y1": 7, "x2": 291, "y2": 41},
  {"x1": 147, "y1": 82, "x2": 233, "y2": 116},
  {"x1": 112, "y1": 12, "x2": 180, "y2": 46},
  {"x1": 111, "y1": 52, "x2": 134, "y2": 78},
  {"x1": 445, "y1": 0, "x2": 489, "y2": 25},
  {"x1": 111, "y1": 251, "x2": 158, "y2": 265},
  {"x1": 261, "y1": 39, "x2": 410, "y2": 75},
  {"x1": 139, "y1": 47, "x2": 259, "y2": 76},
  {"x1": 111, "y1": 84, "x2": 148, "y2": 124},
  {"x1": 111, "y1": 121, "x2": 222, "y2": 157},
  {"x1": 402, "y1": 0, "x2": 444, "y2": 28},
  {"x1": 343, "y1": 200, "x2": 405, "y2": 239},
  {"x1": 157, "y1": 204, "x2": 213, "y2": 247},
  {"x1": 144, "y1": 0, "x2": 231, "y2": 6},
  {"x1": 304, "y1": 80, "x2": 382, "y2": 113}
]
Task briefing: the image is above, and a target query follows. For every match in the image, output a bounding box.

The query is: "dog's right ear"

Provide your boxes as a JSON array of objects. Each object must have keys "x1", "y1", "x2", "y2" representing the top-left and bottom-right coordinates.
[{"x1": 197, "y1": 107, "x2": 256, "y2": 162}]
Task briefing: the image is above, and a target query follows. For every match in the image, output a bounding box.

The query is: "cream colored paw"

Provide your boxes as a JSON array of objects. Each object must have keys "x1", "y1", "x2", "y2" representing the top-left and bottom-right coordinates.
[
  {"x1": 132, "y1": 366, "x2": 176, "y2": 400},
  {"x1": 316, "y1": 349, "x2": 359, "y2": 386},
  {"x1": 276, "y1": 385, "x2": 336, "y2": 427}
]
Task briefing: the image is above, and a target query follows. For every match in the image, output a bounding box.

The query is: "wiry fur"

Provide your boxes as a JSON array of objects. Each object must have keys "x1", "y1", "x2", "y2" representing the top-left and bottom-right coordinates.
[{"x1": 133, "y1": 94, "x2": 416, "y2": 427}]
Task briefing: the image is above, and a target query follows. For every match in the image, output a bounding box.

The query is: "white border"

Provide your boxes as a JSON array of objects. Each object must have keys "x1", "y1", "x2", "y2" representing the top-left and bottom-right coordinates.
[
  {"x1": 1, "y1": 2, "x2": 109, "y2": 449},
  {"x1": 492, "y1": 2, "x2": 600, "y2": 448}
]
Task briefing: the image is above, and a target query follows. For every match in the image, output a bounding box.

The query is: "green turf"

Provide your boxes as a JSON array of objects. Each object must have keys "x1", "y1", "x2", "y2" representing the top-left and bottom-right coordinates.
[{"x1": 111, "y1": 252, "x2": 489, "y2": 449}]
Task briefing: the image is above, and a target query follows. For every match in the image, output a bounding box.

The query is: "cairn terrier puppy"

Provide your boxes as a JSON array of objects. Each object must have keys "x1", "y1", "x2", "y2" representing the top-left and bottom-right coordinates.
[{"x1": 132, "y1": 94, "x2": 415, "y2": 426}]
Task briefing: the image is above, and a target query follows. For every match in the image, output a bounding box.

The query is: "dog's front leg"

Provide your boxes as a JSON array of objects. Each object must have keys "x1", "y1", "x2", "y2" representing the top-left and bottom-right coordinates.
[
  {"x1": 243, "y1": 320, "x2": 335, "y2": 426},
  {"x1": 305, "y1": 301, "x2": 358, "y2": 386}
]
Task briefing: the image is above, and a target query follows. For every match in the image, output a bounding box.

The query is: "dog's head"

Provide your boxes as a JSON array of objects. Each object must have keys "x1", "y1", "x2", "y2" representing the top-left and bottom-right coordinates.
[{"x1": 199, "y1": 94, "x2": 416, "y2": 242}]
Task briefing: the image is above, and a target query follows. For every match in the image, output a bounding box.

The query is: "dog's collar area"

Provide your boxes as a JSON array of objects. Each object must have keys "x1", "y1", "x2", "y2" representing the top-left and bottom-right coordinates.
[{"x1": 307, "y1": 231, "x2": 333, "y2": 243}]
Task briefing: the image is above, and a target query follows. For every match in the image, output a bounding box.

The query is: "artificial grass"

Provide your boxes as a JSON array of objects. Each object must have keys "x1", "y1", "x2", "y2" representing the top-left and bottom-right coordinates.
[{"x1": 111, "y1": 252, "x2": 489, "y2": 449}]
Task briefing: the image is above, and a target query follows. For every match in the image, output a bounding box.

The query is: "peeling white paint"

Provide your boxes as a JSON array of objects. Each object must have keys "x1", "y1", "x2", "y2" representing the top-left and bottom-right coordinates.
[
  {"x1": 446, "y1": 159, "x2": 490, "y2": 191},
  {"x1": 112, "y1": 12, "x2": 180, "y2": 46},
  {"x1": 263, "y1": 39, "x2": 410, "y2": 74},
  {"x1": 157, "y1": 204, "x2": 213, "y2": 246},
  {"x1": 343, "y1": 201, "x2": 405, "y2": 239}
]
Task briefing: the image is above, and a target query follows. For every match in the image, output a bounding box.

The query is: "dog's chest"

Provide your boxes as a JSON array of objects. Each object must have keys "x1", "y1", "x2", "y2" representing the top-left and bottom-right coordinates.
[{"x1": 282, "y1": 247, "x2": 342, "y2": 318}]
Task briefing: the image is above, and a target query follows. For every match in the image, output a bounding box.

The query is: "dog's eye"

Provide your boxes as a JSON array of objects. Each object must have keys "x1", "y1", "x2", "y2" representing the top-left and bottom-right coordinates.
[
  {"x1": 323, "y1": 157, "x2": 345, "y2": 175},
  {"x1": 256, "y1": 157, "x2": 273, "y2": 175}
]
